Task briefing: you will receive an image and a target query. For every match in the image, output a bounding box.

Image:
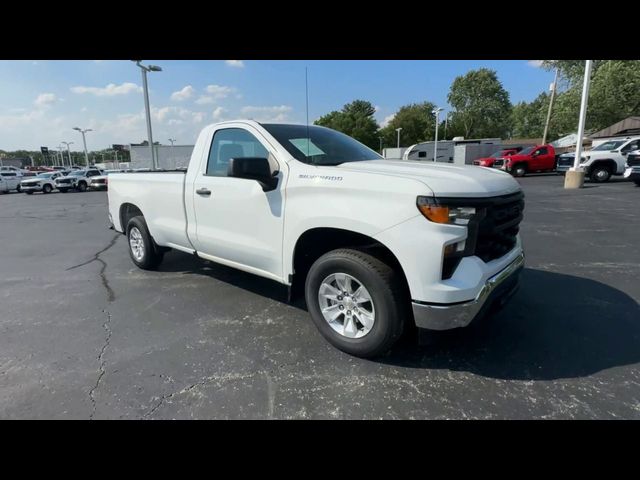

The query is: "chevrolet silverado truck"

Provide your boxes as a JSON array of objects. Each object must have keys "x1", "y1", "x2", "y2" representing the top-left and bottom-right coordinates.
[
  {"x1": 492, "y1": 144, "x2": 556, "y2": 177},
  {"x1": 624, "y1": 149, "x2": 640, "y2": 186},
  {"x1": 108, "y1": 121, "x2": 525, "y2": 358},
  {"x1": 55, "y1": 168, "x2": 103, "y2": 192},
  {"x1": 556, "y1": 137, "x2": 640, "y2": 182},
  {"x1": 20, "y1": 171, "x2": 64, "y2": 194}
]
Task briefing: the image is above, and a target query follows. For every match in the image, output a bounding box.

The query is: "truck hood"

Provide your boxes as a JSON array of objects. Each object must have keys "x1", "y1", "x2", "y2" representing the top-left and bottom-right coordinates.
[
  {"x1": 336, "y1": 160, "x2": 521, "y2": 197},
  {"x1": 501, "y1": 154, "x2": 530, "y2": 161}
]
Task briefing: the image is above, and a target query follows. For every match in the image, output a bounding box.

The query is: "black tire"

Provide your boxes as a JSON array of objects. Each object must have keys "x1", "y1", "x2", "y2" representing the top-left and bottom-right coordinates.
[
  {"x1": 77, "y1": 181, "x2": 87, "y2": 192},
  {"x1": 305, "y1": 248, "x2": 406, "y2": 358},
  {"x1": 126, "y1": 216, "x2": 165, "y2": 270},
  {"x1": 43, "y1": 184, "x2": 52, "y2": 194},
  {"x1": 59, "y1": 188, "x2": 68, "y2": 193},
  {"x1": 634, "y1": 180, "x2": 640, "y2": 187},
  {"x1": 512, "y1": 164, "x2": 527, "y2": 177},
  {"x1": 590, "y1": 165, "x2": 611, "y2": 183},
  {"x1": 16, "y1": 184, "x2": 21, "y2": 193},
  {"x1": 25, "y1": 191, "x2": 33, "y2": 195}
]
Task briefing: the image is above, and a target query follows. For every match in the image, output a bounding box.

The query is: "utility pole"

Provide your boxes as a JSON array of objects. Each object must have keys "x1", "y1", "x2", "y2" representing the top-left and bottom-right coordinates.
[
  {"x1": 542, "y1": 68, "x2": 559, "y2": 145},
  {"x1": 396, "y1": 128, "x2": 402, "y2": 149},
  {"x1": 565, "y1": 60, "x2": 593, "y2": 189},
  {"x1": 432, "y1": 107, "x2": 443, "y2": 162},
  {"x1": 134, "y1": 61, "x2": 163, "y2": 170},
  {"x1": 73, "y1": 127, "x2": 92, "y2": 167},
  {"x1": 379, "y1": 137, "x2": 383, "y2": 155}
]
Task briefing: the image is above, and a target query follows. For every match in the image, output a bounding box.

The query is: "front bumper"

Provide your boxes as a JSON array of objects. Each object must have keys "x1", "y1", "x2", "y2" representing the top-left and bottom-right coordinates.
[
  {"x1": 411, "y1": 252, "x2": 524, "y2": 330},
  {"x1": 624, "y1": 167, "x2": 640, "y2": 180},
  {"x1": 21, "y1": 184, "x2": 43, "y2": 192}
]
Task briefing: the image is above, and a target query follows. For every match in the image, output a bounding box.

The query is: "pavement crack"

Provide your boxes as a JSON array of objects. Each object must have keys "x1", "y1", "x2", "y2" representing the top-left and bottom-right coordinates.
[
  {"x1": 67, "y1": 233, "x2": 119, "y2": 302},
  {"x1": 143, "y1": 372, "x2": 260, "y2": 419},
  {"x1": 88, "y1": 309, "x2": 112, "y2": 420}
]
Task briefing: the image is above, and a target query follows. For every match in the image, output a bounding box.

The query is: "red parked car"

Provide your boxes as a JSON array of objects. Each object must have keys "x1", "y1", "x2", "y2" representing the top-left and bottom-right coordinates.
[
  {"x1": 492, "y1": 144, "x2": 557, "y2": 177},
  {"x1": 473, "y1": 148, "x2": 520, "y2": 167}
]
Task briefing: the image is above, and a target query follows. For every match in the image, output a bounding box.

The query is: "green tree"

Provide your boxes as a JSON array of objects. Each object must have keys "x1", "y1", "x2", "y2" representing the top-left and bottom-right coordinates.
[
  {"x1": 447, "y1": 68, "x2": 512, "y2": 138},
  {"x1": 379, "y1": 102, "x2": 437, "y2": 148},
  {"x1": 315, "y1": 99, "x2": 379, "y2": 149},
  {"x1": 510, "y1": 92, "x2": 549, "y2": 138}
]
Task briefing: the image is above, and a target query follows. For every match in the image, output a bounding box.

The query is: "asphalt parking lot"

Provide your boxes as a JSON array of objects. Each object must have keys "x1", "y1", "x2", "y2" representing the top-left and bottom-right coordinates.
[{"x1": 1, "y1": 175, "x2": 639, "y2": 419}]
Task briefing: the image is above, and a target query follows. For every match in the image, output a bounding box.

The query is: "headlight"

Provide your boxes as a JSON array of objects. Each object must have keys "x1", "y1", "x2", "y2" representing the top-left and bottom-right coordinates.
[{"x1": 417, "y1": 197, "x2": 477, "y2": 225}]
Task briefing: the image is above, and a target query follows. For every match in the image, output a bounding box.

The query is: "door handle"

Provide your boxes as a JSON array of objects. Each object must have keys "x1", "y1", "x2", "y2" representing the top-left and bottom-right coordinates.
[{"x1": 196, "y1": 187, "x2": 212, "y2": 196}]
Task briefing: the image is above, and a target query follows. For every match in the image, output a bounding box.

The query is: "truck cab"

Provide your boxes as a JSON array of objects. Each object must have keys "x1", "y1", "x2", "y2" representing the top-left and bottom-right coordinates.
[
  {"x1": 492, "y1": 145, "x2": 556, "y2": 177},
  {"x1": 556, "y1": 136, "x2": 640, "y2": 182}
]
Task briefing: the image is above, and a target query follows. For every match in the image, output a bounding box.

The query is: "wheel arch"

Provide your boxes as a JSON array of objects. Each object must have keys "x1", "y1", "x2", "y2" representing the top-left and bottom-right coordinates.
[
  {"x1": 290, "y1": 227, "x2": 410, "y2": 301},
  {"x1": 119, "y1": 202, "x2": 145, "y2": 233}
]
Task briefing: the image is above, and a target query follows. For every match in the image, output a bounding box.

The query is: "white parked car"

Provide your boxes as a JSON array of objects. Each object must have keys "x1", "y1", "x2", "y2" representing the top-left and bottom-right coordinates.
[
  {"x1": 556, "y1": 136, "x2": 640, "y2": 182},
  {"x1": 108, "y1": 121, "x2": 525, "y2": 358},
  {"x1": 20, "y1": 171, "x2": 64, "y2": 194},
  {"x1": 0, "y1": 171, "x2": 22, "y2": 193},
  {"x1": 55, "y1": 168, "x2": 103, "y2": 192}
]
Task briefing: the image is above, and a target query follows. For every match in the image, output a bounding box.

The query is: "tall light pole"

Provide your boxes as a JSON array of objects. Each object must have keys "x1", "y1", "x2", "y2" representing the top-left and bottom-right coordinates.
[
  {"x1": 432, "y1": 107, "x2": 443, "y2": 162},
  {"x1": 58, "y1": 145, "x2": 65, "y2": 167},
  {"x1": 73, "y1": 127, "x2": 92, "y2": 167},
  {"x1": 379, "y1": 137, "x2": 383, "y2": 155},
  {"x1": 565, "y1": 60, "x2": 593, "y2": 189},
  {"x1": 396, "y1": 128, "x2": 402, "y2": 149},
  {"x1": 134, "y1": 61, "x2": 163, "y2": 170},
  {"x1": 168, "y1": 138, "x2": 176, "y2": 146},
  {"x1": 542, "y1": 68, "x2": 559, "y2": 145},
  {"x1": 62, "y1": 141, "x2": 74, "y2": 167}
]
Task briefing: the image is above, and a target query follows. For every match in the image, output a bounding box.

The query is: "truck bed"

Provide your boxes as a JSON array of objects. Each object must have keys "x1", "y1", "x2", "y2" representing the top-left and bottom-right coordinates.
[{"x1": 108, "y1": 172, "x2": 193, "y2": 251}]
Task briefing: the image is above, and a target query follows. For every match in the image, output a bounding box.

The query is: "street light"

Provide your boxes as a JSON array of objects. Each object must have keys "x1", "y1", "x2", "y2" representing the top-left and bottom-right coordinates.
[
  {"x1": 73, "y1": 127, "x2": 93, "y2": 167},
  {"x1": 396, "y1": 128, "x2": 402, "y2": 149},
  {"x1": 565, "y1": 60, "x2": 593, "y2": 189},
  {"x1": 61, "y1": 141, "x2": 74, "y2": 167},
  {"x1": 168, "y1": 138, "x2": 176, "y2": 146},
  {"x1": 134, "y1": 60, "x2": 163, "y2": 170},
  {"x1": 58, "y1": 145, "x2": 65, "y2": 167},
  {"x1": 432, "y1": 107, "x2": 443, "y2": 162}
]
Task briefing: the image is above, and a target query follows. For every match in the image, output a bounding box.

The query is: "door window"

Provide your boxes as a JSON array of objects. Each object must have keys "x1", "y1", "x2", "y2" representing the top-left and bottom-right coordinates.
[
  {"x1": 206, "y1": 128, "x2": 269, "y2": 177},
  {"x1": 621, "y1": 140, "x2": 640, "y2": 153}
]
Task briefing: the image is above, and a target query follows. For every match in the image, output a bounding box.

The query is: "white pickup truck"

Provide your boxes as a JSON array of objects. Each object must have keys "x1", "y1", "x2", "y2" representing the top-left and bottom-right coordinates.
[{"x1": 108, "y1": 121, "x2": 525, "y2": 357}]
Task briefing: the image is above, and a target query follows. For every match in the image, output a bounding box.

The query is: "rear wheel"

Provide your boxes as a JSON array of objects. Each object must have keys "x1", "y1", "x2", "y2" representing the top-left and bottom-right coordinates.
[
  {"x1": 126, "y1": 216, "x2": 164, "y2": 270},
  {"x1": 305, "y1": 248, "x2": 406, "y2": 358},
  {"x1": 43, "y1": 184, "x2": 52, "y2": 194},
  {"x1": 590, "y1": 165, "x2": 611, "y2": 183}
]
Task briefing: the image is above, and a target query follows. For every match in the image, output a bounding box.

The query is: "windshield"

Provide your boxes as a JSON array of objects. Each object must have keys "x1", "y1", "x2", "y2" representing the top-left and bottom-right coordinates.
[
  {"x1": 36, "y1": 173, "x2": 54, "y2": 178},
  {"x1": 516, "y1": 147, "x2": 534, "y2": 156},
  {"x1": 69, "y1": 170, "x2": 85, "y2": 176},
  {"x1": 592, "y1": 140, "x2": 626, "y2": 151},
  {"x1": 261, "y1": 124, "x2": 382, "y2": 166}
]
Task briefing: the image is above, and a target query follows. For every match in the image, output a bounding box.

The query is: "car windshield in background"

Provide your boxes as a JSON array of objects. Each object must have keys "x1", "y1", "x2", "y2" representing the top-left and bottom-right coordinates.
[
  {"x1": 69, "y1": 171, "x2": 85, "y2": 176},
  {"x1": 592, "y1": 141, "x2": 626, "y2": 151},
  {"x1": 261, "y1": 124, "x2": 382, "y2": 166},
  {"x1": 36, "y1": 173, "x2": 54, "y2": 178}
]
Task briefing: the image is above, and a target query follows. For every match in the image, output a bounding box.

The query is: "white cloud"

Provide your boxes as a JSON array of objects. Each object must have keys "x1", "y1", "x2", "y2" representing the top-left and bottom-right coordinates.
[
  {"x1": 241, "y1": 105, "x2": 292, "y2": 122},
  {"x1": 34, "y1": 93, "x2": 57, "y2": 107},
  {"x1": 70, "y1": 82, "x2": 142, "y2": 96},
  {"x1": 212, "y1": 107, "x2": 227, "y2": 122},
  {"x1": 205, "y1": 84, "x2": 236, "y2": 99},
  {"x1": 225, "y1": 60, "x2": 244, "y2": 68},
  {"x1": 527, "y1": 60, "x2": 544, "y2": 68},
  {"x1": 171, "y1": 85, "x2": 195, "y2": 101},
  {"x1": 195, "y1": 96, "x2": 215, "y2": 105},
  {"x1": 381, "y1": 113, "x2": 395, "y2": 128}
]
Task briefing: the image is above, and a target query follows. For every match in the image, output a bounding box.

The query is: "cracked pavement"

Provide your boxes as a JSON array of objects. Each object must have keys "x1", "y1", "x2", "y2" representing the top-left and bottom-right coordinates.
[{"x1": 0, "y1": 176, "x2": 639, "y2": 419}]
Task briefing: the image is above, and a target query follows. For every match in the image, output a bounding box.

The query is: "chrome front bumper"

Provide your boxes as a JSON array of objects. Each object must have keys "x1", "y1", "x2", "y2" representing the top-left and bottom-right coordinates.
[{"x1": 412, "y1": 252, "x2": 524, "y2": 331}]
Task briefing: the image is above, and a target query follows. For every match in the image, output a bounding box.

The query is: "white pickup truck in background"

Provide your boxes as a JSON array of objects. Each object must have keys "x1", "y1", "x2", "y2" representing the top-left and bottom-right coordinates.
[{"x1": 108, "y1": 121, "x2": 525, "y2": 357}]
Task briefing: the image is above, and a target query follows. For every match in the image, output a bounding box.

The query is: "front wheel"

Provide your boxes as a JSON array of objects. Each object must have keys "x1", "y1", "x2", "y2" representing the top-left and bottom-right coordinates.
[
  {"x1": 634, "y1": 180, "x2": 640, "y2": 187},
  {"x1": 126, "y1": 216, "x2": 165, "y2": 270},
  {"x1": 512, "y1": 164, "x2": 527, "y2": 177},
  {"x1": 590, "y1": 166, "x2": 611, "y2": 183},
  {"x1": 43, "y1": 184, "x2": 52, "y2": 194},
  {"x1": 305, "y1": 249, "x2": 406, "y2": 358}
]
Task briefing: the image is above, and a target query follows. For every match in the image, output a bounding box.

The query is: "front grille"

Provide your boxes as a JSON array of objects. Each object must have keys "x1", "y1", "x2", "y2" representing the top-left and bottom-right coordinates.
[
  {"x1": 474, "y1": 192, "x2": 524, "y2": 262},
  {"x1": 627, "y1": 154, "x2": 640, "y2": 167},
  {"x1": 92, "y1": 179, "x2": 106, "y2": 184},
  {"x1": 493, "y1": 159, "x2": 504, "y2": 167},
  {"x1": 22, "y1": 182, "x2": 39, "y2": 187},
  {"x1": 57, "y1": 179, "x2": 72, "y2": 184},
  {"x1": 558, "y1": 156, "x2": 574, "y2": 167}
]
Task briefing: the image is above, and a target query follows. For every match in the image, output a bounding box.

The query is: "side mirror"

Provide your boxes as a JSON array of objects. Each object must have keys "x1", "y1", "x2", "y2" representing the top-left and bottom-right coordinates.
[{"x1": 228, "y1": 157, "x2": 278, "y2": 192}]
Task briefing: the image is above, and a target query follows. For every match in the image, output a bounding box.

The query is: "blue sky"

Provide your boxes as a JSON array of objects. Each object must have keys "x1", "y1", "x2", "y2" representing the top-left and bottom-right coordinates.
[{"x1": 0, "y1": 60, "x2": 552, "y2": 151}]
